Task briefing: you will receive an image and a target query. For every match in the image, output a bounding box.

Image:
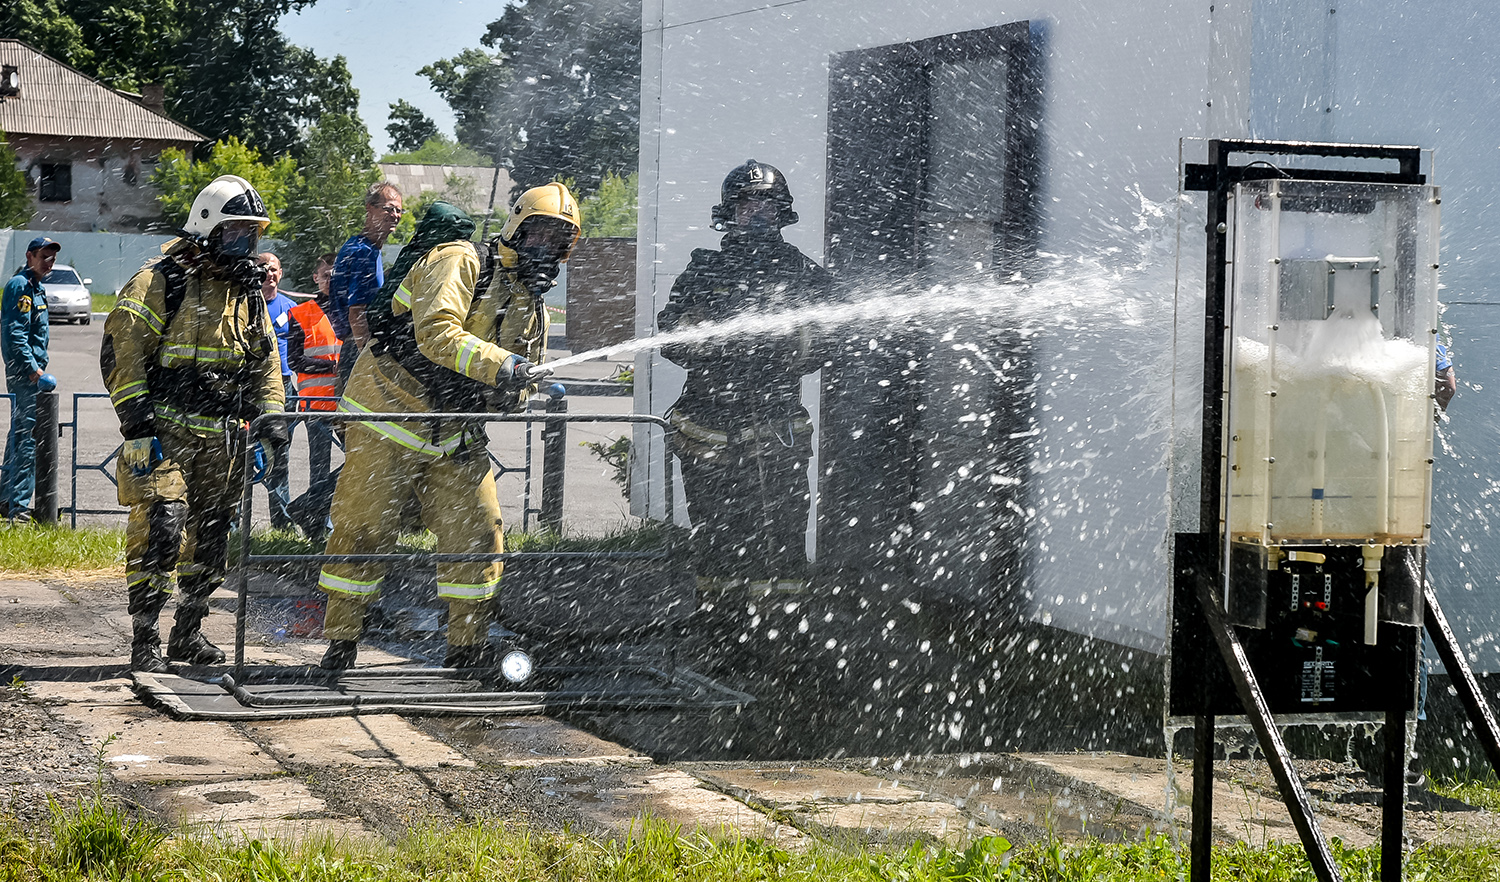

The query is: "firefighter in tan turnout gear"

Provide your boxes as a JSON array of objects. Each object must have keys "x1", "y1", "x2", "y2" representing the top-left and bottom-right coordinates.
[
  {"x1": 315, "y1": 185, "x2": 578, "y2": 673},
  {"x1": 102, "y1": 174, "x2": 286, "y2": 672}
]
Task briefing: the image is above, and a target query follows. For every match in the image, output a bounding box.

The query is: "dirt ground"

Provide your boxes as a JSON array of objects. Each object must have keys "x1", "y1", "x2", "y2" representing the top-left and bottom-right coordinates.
[{"x1": 2, "y1": 573, "x2": 1498, "y2": 853}]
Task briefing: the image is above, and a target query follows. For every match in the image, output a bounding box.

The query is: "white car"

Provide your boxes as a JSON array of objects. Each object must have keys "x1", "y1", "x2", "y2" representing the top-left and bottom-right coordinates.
[{"x1": 42, "y1": 264, "x2": 92, "y2": 325}]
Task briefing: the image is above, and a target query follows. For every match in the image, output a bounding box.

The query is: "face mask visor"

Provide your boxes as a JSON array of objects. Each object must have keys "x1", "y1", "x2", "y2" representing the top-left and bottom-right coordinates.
[
  {"x1": 731, "y1": 195, "x2": 782, "y2": 234},
  {"x1": 514, "y1": 217, "x2": 579, "y2": 289},
  {"x1": 212, "y1": 220, "x2": 263, "y2": 260}
]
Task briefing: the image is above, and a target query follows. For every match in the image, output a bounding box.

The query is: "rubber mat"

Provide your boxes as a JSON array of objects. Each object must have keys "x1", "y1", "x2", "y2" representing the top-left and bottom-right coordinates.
[{"x1": 133, "y1": 664, "x2": 753, "y2": 720}]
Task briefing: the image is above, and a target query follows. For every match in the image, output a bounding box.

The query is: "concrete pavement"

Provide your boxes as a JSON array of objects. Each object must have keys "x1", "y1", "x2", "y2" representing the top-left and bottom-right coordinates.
[{"x1": 6, "y1": 575, "x2": 1499, "y2": 848}]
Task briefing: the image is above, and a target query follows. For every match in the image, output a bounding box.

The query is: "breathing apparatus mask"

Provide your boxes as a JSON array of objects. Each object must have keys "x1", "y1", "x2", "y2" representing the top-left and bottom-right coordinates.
[
  {"x1": 711, "y1": 159, "x2": 798, "y2": 238},
  {"x1": 211, "y1": 220, "x2": 261, "y2": 259},
  {"x1": 204, "y1": 221, "x2": 272, "y2": 364},
  {"x1": 727, "y1": 194, "x2": 785, "y2": 239},
  {"x1": 511, "y1": 216, "x2": 579, "y2": 293}
]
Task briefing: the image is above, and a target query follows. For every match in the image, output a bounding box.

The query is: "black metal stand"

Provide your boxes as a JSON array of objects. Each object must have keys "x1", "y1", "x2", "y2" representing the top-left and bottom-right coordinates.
[
  {"x1": 1179, "y1": 140, "x2": 1431, "y2": 882},
  {"x1": 1382, "y1": 704, "x2": 1407, "y2": 882},
  {"x1": 1190, "y1": 712, "x2": 1215, "y2": 881},
  {"x1": 1191, "y1": 572, "x2": 1342, "y2": 882},
  {"x1": 1423, "y1": 584, "x2": 1500, "y2": 774}
]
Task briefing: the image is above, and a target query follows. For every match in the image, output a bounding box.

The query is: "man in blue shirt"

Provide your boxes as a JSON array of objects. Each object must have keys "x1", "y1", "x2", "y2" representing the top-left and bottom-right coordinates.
[
  {"x1": 257, "y1": 252, "x2": 297, "y2": 530},
  {"x1": 329, "y1": 181, "x2": 403, "y2": 394},
  {"x1": 1, "y1": 238, "x2": 58, "y2": 525},
  {"x1": 1435, "y1": 340, "x2": 1456, "y2": 411}
]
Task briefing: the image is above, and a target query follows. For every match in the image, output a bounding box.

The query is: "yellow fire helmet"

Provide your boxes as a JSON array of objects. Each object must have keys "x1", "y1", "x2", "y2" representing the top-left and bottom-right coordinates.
[{"x1": 499, "y1": 182, "x2": 582, "y2": 254}]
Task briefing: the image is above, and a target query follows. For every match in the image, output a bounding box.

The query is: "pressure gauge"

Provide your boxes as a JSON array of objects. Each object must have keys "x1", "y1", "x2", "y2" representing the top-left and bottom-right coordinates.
[{"x1": 499, "y1": 648, "x2": 534, "y2": 685}]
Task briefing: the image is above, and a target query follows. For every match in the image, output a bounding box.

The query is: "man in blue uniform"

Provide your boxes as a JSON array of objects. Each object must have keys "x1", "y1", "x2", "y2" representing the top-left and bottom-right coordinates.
[{"x1": 1, "y1": 237, "x2": 58, "y2": 525}]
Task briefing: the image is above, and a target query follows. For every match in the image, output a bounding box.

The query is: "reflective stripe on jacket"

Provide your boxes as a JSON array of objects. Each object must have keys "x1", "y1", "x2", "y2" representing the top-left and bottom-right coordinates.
[{"x1": 102, "y1": 241, "x2": 284, "y2": 440}]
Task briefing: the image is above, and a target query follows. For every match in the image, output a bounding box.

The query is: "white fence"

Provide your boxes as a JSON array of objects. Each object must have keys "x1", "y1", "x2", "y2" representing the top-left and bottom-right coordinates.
[
  {"x1": 0, "y1": 229, "x2": 178, "y2": 294},
  {"x1": 0, "y1": 229, "x2": 312, "y2": 295}
]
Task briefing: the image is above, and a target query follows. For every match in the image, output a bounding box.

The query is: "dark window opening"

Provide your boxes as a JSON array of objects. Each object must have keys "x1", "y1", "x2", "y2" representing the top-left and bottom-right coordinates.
[
  {"x1": 825, "y1": 21, "x2": 1044, "y2": 286},
  {"x1": 819, "y1": 22, "x2": 1045, "y2": 601},
  {"x1": 38, "y1": 163, "x2": 72, "y2": 202}
]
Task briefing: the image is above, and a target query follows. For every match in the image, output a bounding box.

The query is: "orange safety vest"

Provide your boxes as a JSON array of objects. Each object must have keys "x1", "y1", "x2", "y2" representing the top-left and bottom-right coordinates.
[{"x1": 289, "y1": 299, "x2": 341, "y2": 412}]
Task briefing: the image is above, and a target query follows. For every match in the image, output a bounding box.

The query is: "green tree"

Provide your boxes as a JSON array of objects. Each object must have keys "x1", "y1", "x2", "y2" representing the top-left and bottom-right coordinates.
[
  {"x1": 420, "y1": 0, "x2": 641, "y2": 197},
  {"x1": 0, "y1": 132, "x2": 34, "y2": 229},
  {"x1": 381, "y1": 136, "x2": 493, "y2": 167},
  {"x1": 580, "y1": 171, "x2": 637, "y2": 237},
  {"x1": 418, "y1": 48, "x2": 514, "y2": 164},
  {"x1": 0, "y1": 0, "x2": 91, "y2": 74},
  {"x1": 278, "y1": 113, "x2": 380, "y2": 286},
  {"x1": 150, "y1": 138, "x2": 295, "y2": 237},
  {"x1": 386, "y1": 100, "x2": 440, "y2": 154},
  {"x1": 171, "y1": 7, "x2": 361, "y2": 158}
]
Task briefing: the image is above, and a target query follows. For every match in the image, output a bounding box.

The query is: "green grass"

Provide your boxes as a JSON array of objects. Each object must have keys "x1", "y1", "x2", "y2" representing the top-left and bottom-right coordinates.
[
  {"x1": 1428, "y1": 770, "x2": 1500, "y2": 811},
  {"x1": 0, "y1": 522, "x2": 675, "y2": 576},
  {"x1": 0, "y1": 525, "x2": 125, "y2": 573},
  {"x1": 90, "y1": 293, "x2": 116, "y2": 314},
  {"x1": 2, "y1": 798, "x2": 1499, "y2": 882},
  {"x1": 506, "y1": 521, "x2": 678, "y2": 553}
]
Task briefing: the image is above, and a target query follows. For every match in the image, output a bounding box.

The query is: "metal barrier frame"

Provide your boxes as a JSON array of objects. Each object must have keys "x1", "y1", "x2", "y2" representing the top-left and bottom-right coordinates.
[
  {"x1": 66, "y1": 392, "x2": 121, "y2": 526},
  {"x1": 62, "y1": 388, "x2": 626, "y2": 528},
  {"x1": 232, "y1": 409, "x2": 675, "y2": 681}
]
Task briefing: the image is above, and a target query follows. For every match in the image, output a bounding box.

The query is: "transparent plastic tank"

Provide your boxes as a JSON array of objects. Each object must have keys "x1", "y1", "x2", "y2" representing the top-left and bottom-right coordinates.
[{"x1": 1225, "y1": 179, "x2": 1441, "y2": 546}]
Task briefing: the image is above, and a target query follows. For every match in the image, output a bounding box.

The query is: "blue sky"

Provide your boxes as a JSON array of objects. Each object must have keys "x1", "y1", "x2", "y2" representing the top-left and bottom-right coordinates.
[{"x1": 280, "y1": 0, "x2": 503, "y2": 156}]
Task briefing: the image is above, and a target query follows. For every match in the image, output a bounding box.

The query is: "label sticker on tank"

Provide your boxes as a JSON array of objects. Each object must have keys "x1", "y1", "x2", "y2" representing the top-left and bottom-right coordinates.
[{"x1": 1300, "y1": 646, "x2": 1336, "y2": 704}]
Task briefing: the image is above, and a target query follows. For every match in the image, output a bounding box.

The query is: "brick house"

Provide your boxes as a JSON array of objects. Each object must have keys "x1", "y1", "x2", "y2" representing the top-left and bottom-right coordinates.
[{"x1": 0, "y1": 39, "x2": 204, "y2": 232}]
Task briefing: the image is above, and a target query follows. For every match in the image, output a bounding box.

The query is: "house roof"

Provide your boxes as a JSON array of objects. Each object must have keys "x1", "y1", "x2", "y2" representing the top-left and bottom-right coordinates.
[
  {"x1": 377, "y1": 163, "x2": 512, "y2": 202},
  {"x1": 0, "y1": 39, "x2": 205, "y2": 144}
]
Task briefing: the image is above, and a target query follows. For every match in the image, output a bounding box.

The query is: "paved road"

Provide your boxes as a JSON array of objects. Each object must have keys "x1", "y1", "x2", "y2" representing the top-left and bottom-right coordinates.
[{"x1": 1, "y1": 318, "x2": 640, "y2": 534}]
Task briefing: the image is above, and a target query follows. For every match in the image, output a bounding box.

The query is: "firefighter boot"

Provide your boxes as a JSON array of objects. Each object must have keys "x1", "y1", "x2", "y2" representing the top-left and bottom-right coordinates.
[
  {"x1": 443, "y1": 643, "x2": 494, "y2": 670},
  {"x1": 167, "y1": 597, "x2": 226, "y2": 665},
  {"x1": 128, "y1": 576, "x2": 171, "y2": 674},
  {"x1": 319, "y1": 592, "x2": 367, "y2": 672},
  {"x1": 444, "y1": 599, "x2": 492, "y2": 670},
  {"x1": 131, "y1": 616, "x2": 169, "y2": 673},
  {"x1": 320, "y1": 640, "x2": 358, "y2": 672}
]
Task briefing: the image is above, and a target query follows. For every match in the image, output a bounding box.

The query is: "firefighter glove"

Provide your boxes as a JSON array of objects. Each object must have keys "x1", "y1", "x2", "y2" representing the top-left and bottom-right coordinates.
[
  {"x1": 254, "y1": 417, "x2": 290, "y2": 448},
  {"x1": 510, "y1": 358, "x2": 554, "y2": 385},
  {"x1": 121, "y1": 437, "x2": 162, "y2": 476},
  {"x1": 252, "y1": 442, "x2": 275, "y2": 485}
]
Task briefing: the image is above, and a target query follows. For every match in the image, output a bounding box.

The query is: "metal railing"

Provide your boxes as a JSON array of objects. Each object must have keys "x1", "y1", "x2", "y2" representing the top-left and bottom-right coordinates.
[
  {"x1": 62, "y1": 380, "x2": 636, "y2": 528},
  {"x1": 231, "y1": 408, "x2": 674, "y2": 677},
  {"x1": 66, "y1": 392, "x2": 120, "y2": 526}
]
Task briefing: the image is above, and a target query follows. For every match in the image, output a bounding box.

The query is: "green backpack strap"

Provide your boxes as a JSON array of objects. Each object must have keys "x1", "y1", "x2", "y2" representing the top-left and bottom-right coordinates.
[
  {"x1": 364, "y1": 201, "x2": 502, "y2": 414},
  {"x1": 368, "y1": 201, "x2": 478, "y2": 350}
]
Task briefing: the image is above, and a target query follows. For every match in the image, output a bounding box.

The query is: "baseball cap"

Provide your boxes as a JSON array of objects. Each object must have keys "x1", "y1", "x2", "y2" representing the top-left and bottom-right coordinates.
[{"x1": 26, "y1": 236, "x2": 60, "y2": 254}]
